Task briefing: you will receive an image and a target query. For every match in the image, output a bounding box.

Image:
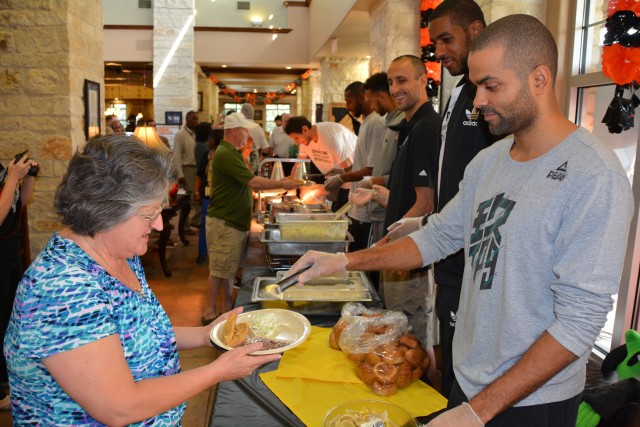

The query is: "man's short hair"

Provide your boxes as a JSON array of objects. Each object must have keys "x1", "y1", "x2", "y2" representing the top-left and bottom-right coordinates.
[
  {"x1": 391, "y1": 55, "x2": 427, "y2": 78},
  {"x1": 364, "y1": 72, "x2": 390, "y2": 94},
  {"x1": 194, "y1": 122, "x2": 212, "y2": 143},
  {"x1": 274, "y1": 115, "x2": 282, "y2": 122},
  {"x1": 240, "y1": 103, "x2": 254, "y2": 119},
  {"x1": 428, "y1": 0, "x2": 486, "y2": 28},
  {"x1": 470, "y1": 14, "x2": 558, "y2": 84},
  {"x1": 284, "y1": 116, "x2": 312, "y2": 135},
  {"x1": 345, "y1": 81, "x2": 365, "y2": 96},
  {"x1": 186, "y1": 110, "x2": 198, "y2": 120}
]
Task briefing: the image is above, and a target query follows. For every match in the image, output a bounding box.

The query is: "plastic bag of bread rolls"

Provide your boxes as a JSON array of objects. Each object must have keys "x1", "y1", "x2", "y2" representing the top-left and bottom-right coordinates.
[{"x1": 328, "y1": 303, "x2": 430, "y2": 397}]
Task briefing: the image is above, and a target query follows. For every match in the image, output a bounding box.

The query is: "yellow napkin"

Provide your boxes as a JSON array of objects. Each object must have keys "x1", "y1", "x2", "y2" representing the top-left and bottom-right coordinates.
[
  {"x1": 276, "y1": 326, "x2": 361, "y2": 384},
  {"x1": 261, "y1": 371, "x2": 447, "y2": 426},
  {"x1": 261, "y1": 326, "x2": 447, "y2": 425}
]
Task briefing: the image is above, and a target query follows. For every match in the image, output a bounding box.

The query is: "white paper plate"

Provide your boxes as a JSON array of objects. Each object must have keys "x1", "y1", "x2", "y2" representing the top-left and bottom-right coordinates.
[{"x1": 210, "y1": 309, "x2": 311, "y2": 355}]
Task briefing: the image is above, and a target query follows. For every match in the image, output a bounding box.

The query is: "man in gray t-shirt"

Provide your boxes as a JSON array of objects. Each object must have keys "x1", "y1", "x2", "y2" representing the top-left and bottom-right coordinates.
[{"x1": 284, "y1": 15, "x2": 633, "y2": 427}]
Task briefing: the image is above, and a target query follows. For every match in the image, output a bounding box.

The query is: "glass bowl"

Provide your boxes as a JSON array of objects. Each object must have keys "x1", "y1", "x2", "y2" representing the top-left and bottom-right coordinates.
[{"x1": 323, "y1": 399, "x2": 418, "y2": 427}]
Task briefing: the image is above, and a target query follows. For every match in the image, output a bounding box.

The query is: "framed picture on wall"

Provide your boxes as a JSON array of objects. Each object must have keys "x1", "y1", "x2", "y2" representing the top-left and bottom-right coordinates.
[
  {"x1": 84, "y1": 79, "x2": 101, "y2": 139},
  {"x1": 254, "y1": 109, "x2": 263, "y2": 121},
  {"x1": 165, "y1": 111, "x2": 182, "y2": 126},
  {"x1": 198, "y1": 92, "x2": 203, "y2": 111}
]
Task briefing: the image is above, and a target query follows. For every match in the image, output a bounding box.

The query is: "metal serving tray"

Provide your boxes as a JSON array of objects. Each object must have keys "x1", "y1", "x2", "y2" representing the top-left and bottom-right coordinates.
[
  {"x1": 259, "y1": 228, "x2": 349, "y2": 256},
  {"x1": 251, "y1": 271, "x2": 374, "y2": 315}
]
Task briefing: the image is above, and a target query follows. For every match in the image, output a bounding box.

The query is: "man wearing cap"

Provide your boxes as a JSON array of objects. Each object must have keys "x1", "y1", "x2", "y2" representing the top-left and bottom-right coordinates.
[
  {"x1": 202, "y1": 112, "x2": 300, "y2": 325},
  {"x1": 240, "y1": 104, "x2": 269, "y2": 173}
]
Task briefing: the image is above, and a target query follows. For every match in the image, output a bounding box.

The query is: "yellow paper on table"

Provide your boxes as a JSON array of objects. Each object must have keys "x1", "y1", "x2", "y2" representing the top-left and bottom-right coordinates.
[
  {"x1": 264, "y1": 326, "x2": 447, "y2": 425},
  {"x1": 261, "y1": 370, "x2": 447, "y2": 426},
  {"x1": 276, "y1": 326, "x2": 360, "y2": 384}
]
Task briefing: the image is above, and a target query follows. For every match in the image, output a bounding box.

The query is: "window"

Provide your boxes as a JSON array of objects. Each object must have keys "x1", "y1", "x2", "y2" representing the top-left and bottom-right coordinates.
[
  {"x1": 223, "y1": 103, "x2": 243, "y2": 115},
  {"x1": 265, "y1": 104, "x2": 291, "y2": 133},
  {"x1": 569, "y1": 0, "x2": 640, "y2": 353},
  {"x1": 574, "y1": 0, "x2": 608, "y2": 74}
]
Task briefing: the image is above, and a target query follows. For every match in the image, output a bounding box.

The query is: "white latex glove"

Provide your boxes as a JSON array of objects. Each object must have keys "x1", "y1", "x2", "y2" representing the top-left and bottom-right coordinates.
[
  {"x1": 372, "y1": 184, "x2": 389, "y2": 208},
  {"x1": 325, "y1": 168, "x2": 345, "y2": 177},
  {"x1": 282, "y1": 251, "x2": 349, "y2": 285},
  {"x1": 324, "y1": 174, "x2": 344, "y2": 192},
  {"x1": 426, "y1": 403, "x2": 484, "y2": 427},
  {"x1": 359, "y1": 176, "x2": 373, "y2": 189},
  {"x1": 349, "y1": 188, "x2": 375, "y2": 206},
  {"x1": 386, "y1": 216, "x2": 422, "y2": 241}
]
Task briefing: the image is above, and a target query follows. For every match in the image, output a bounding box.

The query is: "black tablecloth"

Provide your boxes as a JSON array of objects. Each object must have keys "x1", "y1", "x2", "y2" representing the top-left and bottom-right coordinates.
[{"x1": 209, "y1": 270, "x2": 382, "y2": 426}]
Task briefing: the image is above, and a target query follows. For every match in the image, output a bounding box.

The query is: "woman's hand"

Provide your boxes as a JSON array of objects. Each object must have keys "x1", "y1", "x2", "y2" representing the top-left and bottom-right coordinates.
[{"x1": 211, "y1": 343, "x2": 281, "y2": 382}]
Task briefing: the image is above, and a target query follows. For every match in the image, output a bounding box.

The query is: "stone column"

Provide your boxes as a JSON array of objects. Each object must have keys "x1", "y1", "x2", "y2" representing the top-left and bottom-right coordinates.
[
  {"x1": 369, "y1": 0, "x2": 420, "y2": 74},
  {"x1": 0, "y1": 0, "x2": 103, "y2": 255},
  {"x1": 477, "y1": 0, "x2": 546, "y2": 22},
  {"x1": 153, "y1": 0, "x2": 197, "y2": 126},
  {"x1": 300, "y1": 72, "x2": 319, "y2": 120},
  {"x1": 319, "y1": 57, "x2": 369, "y2": 122}
]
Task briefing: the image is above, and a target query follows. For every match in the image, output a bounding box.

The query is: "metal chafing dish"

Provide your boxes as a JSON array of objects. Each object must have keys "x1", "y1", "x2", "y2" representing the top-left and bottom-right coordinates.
[
  {"x1": 259, "y1": 227, "x2": 351, "y2": 270},
  {"x1": 275, "y1": 212, "x2": 349, "y2": 241},
  {"x1": 251, "y1": 271, "x2": 374, "y2": 315}
]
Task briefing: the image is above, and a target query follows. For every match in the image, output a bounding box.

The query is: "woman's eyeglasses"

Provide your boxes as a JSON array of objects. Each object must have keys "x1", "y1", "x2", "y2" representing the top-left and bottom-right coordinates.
[{"x1": 137, "y1": 206, "x2": 164, "y2": 226}]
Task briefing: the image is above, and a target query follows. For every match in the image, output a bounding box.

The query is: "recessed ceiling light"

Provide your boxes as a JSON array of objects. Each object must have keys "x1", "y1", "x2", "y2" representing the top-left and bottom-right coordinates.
[
  {"x1": 269, "y1": 25, "x2": 273, "y2": 29},
  {"x1": 268, "y1": 14, "x2": 273, "y2": 20},
  {"x1": 253, "y1": 89, "x2": 258, "y2": 93},
  {"x1": 272, "y1": 34, "x2": 278, "y2": 41},
  {"x1": 222, "y1": 65, "x2": 227, "y2": 68},
  {"x1": 286, "y1": 66, "x2": 291, "y2": 70}
]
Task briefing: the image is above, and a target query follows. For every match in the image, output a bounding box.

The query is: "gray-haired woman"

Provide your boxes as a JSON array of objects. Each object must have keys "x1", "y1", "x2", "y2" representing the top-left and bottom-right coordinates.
[{"x1": 3, "y1": 135, "x2": 280, "y2": 425}]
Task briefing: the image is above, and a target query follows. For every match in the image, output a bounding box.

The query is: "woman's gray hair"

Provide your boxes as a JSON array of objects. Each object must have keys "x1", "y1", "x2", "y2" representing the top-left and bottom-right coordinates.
[{"x1": 54, "y1": 134, "x2": 178, "y2": 236}]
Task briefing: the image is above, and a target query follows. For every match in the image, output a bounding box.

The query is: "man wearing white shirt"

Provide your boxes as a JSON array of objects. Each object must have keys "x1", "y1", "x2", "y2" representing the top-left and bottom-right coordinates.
[{"x1": 285, "y1": 115, "x2": 356, "y2": 212}]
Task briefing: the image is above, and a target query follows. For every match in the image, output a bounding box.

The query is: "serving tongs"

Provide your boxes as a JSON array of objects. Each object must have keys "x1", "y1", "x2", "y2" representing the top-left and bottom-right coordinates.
[
  {"x1": 270, "y1": 265, "x2": 312, "y2": 298},
  {"x1": 332, "y1": 201, "x2": 352, "y2": 220}
]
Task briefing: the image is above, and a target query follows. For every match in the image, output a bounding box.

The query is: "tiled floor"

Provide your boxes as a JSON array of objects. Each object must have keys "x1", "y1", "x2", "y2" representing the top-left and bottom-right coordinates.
[{"x1": 0, "y1": 225, "x2": 224, "y2": 427}]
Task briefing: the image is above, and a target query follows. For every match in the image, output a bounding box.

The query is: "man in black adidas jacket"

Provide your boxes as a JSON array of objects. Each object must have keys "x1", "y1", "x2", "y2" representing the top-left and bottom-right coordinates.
[{"x1": 428, "y1": 0, "x2": 502, "y2": 398}]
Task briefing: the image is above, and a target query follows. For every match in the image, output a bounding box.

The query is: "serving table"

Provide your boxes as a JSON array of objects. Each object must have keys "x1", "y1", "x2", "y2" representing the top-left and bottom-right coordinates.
[{"x1": 208, "y1": 269, "x2": 384, "y2": 426}]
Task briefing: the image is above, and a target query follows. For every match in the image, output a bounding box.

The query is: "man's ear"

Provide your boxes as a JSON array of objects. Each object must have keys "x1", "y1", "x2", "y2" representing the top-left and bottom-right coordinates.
[
  {"x1": 531, "y1": 65, "x2": 551, "y2": 94},
  {"x1": 468, "y1": 20, "x2": 483, "y2": 41}
]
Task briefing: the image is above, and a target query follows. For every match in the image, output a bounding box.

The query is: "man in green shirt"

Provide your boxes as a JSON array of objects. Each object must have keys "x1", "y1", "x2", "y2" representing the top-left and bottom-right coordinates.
[{"x1": 203, "y1": 112, "x2": 299, "y2": 324}]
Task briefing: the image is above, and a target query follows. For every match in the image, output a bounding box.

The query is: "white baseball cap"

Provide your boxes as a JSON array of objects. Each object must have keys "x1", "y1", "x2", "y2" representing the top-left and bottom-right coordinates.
[{"x1": 224, "y1": 112, "x2": 259, "y2": 130}]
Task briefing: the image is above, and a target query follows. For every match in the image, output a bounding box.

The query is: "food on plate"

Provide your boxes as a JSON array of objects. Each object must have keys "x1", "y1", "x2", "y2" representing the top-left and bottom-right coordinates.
[
  {"x1": 222, "y1": 312, "x2": 290, "y2": 349},
  {"x1": 326, "y1": 406, "x2": 400, "y2": 427},
  {"x1": 243, "y1": 337, "x2": 289, "y2": 351},
  {"x1": 249, "y1": 311, "x2": 280, "y2": 338},
  {"x1": 223, "y1": 313, "x2": 250, "y2": 347}
]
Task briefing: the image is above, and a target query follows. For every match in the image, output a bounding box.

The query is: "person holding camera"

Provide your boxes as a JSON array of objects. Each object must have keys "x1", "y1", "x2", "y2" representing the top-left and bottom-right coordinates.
[{"x1": 0, "y1": 151, "x2": 38, "y2": 410}]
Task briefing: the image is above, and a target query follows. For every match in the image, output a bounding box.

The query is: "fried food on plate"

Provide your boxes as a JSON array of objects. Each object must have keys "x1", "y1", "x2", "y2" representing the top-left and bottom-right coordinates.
[{"x1": 222, "y1": 313, "x2": 250, "y2": 347}]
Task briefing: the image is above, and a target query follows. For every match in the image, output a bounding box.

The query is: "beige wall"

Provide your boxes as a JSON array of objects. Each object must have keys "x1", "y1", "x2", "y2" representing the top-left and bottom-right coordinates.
[{"x1": 0, "y1": 0, "x2": 104, "y2": 256}]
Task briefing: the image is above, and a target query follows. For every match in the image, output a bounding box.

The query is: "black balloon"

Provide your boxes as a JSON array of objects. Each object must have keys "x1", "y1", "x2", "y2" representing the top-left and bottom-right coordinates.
[
  {"x1": 422, "y1": 44, "x2": 437, "y2": 62},
  {"x1": 604, "y1": 11, "x2": 640, "y2": 47},
  {"x1": 602, "y1": 84, "x2": 640, "y2": 133}
]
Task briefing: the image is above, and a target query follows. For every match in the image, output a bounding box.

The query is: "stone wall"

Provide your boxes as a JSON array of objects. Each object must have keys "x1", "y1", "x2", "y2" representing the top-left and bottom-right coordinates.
[
  {"x1": 369, "y1": 0, "x2": 420, "y2": 74},
  {"x1": 478, "y1": 0, "x2": 546, "y2": 22},
  {"x1": 153, "y1": 0, "x2": 197, "y2": 126},
  {"x1": 0, "y1": 0, "x2": 103, "y2": 256},
  {"x1": 319, "y1": 57, "x2": 369, "y2": 122}
]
